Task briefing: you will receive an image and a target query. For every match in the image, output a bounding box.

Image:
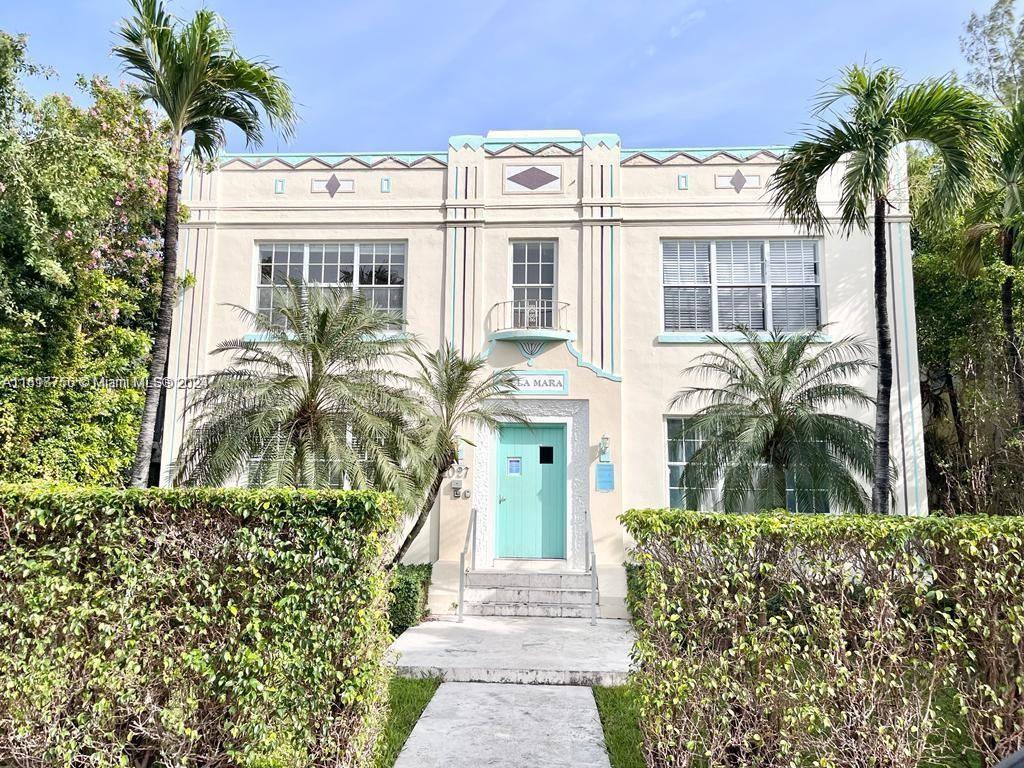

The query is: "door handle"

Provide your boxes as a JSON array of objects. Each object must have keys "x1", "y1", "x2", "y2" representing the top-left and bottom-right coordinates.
[{"x1": 499, "y1": 496, "x2": 506, "y2": 503}]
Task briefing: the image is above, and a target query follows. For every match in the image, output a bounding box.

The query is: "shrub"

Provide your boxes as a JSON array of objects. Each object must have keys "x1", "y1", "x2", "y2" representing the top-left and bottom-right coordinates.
[
  {"x1": 389, "y1": 564, "x2": 432, "y2": 635},
  {"x1": 621, "y1": 509, "x2": 1024, "y2": 768},
  {"x1": 0, "y1": 485, "x2": 401, "y2": 768}
]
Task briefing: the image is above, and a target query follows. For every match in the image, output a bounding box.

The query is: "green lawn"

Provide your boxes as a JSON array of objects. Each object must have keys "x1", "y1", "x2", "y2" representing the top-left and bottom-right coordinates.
[
  {"x1": 593, "y1": 686, "x2": 645, "y2": 768},
  {"x1": 375, "y1": 677, "x2": 440, "y2": 768}
]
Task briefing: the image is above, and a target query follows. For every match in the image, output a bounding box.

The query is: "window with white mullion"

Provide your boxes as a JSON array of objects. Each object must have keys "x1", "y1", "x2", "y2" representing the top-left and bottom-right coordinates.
[
  {"x1": 661, "y1": 239, "x2": 821, "y2": 334},
  {"x1": 768, "y1": 240, "x2": 821, "y2": 331},
  {"x1": 666, "y1": 417, "x2": 703, "y2": 509},
  {"x1": 512, "y1": 240, "x2": 556, "y2": 328},
  {"x1": 257, "y1": 242, "x2": 305, "y2": 327},
  {"x1": 662, "y1": 240, "x2": 712, "y2": 332},
  {"x1": 715, "y1": 240, "x2": 766, "y2": 331},
  {"x1": 257, "y1": 241, "x2": 405, "y2": 325},
  {"x1": 357, "y1": 242, "x2": 406, "y2": 317}
]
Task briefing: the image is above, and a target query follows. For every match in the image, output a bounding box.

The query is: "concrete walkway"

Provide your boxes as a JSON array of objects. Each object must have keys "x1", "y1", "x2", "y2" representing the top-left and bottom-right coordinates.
[
  {"x1": 390, "y1": 615, "x2": 634, "y2": 686},
  {"x1": 393, "y1": 682, "x2": 612, "y2": 768}
]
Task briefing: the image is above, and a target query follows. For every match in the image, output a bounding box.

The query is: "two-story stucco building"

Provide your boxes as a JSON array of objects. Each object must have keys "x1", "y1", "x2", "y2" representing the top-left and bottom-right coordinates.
[{"x1": 159, "y1": 129, "x2": 927, "y2": 620}]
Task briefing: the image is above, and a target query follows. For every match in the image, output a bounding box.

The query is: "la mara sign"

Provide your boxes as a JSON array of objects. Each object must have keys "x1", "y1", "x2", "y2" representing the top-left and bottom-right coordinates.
[{"x1": 512, "y1": 370, "x2": 568, "y2": 395}]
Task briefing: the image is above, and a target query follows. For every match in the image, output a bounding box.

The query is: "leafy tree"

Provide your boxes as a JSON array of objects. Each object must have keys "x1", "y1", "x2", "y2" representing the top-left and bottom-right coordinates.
[
  {"x1": 391, "y1": 344, "x2": 520, "y2": 567},
  {"x1": 0, "y1": 33, "x2": 169, "y2": 483},
  {"x1": 961, "y1": 0, "x2": 1024, "y2": 108},
  {"x1": 113, "y1": 0, "x2": 297, "y2": 487},
  {"x1": 671, "y1": 328, "x2": 876, "y2": 514},
  {"x1": 960, "y1": 99, "x2": 1024, "y2": 425},
  {"x1": 767, "y1": 64, "x2": 990, "y2": 513},
  {"x1": 174, "y1": 283, "x2": 418, "y2": 491},
  {"x1": 911, "y1": 142, "x2": 1024, "y2": 516}
]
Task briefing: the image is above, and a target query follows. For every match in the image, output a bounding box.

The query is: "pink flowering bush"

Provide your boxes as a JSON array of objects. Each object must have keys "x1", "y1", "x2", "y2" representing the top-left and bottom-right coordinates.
[{"x1": 0, "y1": 34, "x2": 170, "y2": 484}]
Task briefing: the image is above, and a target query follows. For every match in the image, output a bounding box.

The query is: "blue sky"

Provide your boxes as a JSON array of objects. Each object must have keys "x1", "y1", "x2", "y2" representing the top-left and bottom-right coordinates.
[{"x1": 7, "y1": 0, "x2": 984, "y2": 153}]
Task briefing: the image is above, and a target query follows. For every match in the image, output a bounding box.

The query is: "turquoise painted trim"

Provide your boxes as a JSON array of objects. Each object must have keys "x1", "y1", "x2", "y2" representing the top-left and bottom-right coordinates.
[
  {"x1": 564, "y1": 340, "x2": 622, "y2": 382},
  {"x1": 218, "y1": 144, "x2": 786, "y2": 168},
  {"x1": 484, "y1": 141, "x2": 583, "y2": 153},
  {"x1": 510, "y1": 369, "x2": 570, "y2": 396},
  {"x1": 609, "y1": 163, "x2": 615, "y2": 197},
  {"x1": 656, "y1": 331, "x2": 833, "y2": 344},
  {"x1": 480, "y1": 339, "x2": 497, "y2": 359},
  {"x1": 273, "y1": 178, "x2": 285, "y2": 194},
  {"x1": 583, "y1": 133, "x2": 621, "y2": 149},
  {"x1": 677, "y1": 174, "x2": 689, "y2": 190},
  {"x1": 243, "y1": 329, "x2": 407, "y2": 343},
  {"x1": 380, "y1": 177, "x2": 391, "y2": 193},
  {"x1": 371, "y1": 329, "x2": 410, "y2": 341},
  {"x1": 220, "y1": 151, "x2": 448, "y2": 167},
  {"x1": 488, "y1": 328, "x2": 574, "y2": 343},
  {"x1": 897, "y1": 222, "x2": 922, "y2": 514},
  {"x1": 448, "y1": 134, "x2": 485, "y2": 150},
  {"x1": 621, "y1": 145, "x2": 788, "y2": 162}
]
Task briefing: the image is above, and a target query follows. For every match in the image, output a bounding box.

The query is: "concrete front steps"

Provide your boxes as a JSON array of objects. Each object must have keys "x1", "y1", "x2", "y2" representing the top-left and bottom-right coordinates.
[
  {"x1": 390, "y1": 616, "x2": 634, "y2": 686},
  {"x1": 462, "y1": 570, "x2": 598, "y2": 619}
]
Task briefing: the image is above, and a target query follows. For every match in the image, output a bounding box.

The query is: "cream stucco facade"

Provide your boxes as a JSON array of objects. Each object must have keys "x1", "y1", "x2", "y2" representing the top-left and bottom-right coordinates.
[{"x1": 161, "y1": 129, "x2": 927, "y2": 620}]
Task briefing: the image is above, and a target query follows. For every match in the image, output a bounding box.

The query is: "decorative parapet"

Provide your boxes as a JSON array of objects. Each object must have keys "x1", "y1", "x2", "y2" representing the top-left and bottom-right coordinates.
[
  {"x1": 620, "y1": 145, "x2": 788, "y2": 165},
  {"x1": 219, "y1": 151, "x2": 448, "y2": 169}
]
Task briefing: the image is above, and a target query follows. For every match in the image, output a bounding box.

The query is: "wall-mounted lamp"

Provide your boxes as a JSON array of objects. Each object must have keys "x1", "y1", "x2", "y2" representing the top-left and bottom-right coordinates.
[{"x1": 598, "y1": 434, "x2": 612, "y2": 463}]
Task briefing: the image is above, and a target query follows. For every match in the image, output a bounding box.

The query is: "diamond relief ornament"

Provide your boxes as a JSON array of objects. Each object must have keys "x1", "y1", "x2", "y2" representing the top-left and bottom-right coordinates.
[
  {"x1": 508, "y1": 166, "x2": 559, "y2": 190},
  {"x1": 729, "y1": 169, "x2": 747, "y2": 193},
  {"x1": 325, "y1": 174, "x2": 341, "y2": 198}
]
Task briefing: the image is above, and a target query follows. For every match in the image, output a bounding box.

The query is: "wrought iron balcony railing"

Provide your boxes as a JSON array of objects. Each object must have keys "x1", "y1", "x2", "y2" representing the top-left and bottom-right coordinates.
[{"x1": 486, "y1": 300, "x2": 572, "y2": 341}]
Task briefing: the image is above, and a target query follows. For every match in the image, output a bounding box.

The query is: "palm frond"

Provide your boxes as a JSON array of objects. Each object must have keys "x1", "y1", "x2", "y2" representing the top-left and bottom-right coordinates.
[
  {"x1": 770, "y1": 64, "x2": 992, "y2": 237},
  {"x1": 175, "y1": 282, "x2": 416, "y2": 492},
  {"x1": 673, "y1": 329, "x2": 876, "y2": 513},
  {"x1": 113, "y1": 0, "x2": 297, "y2": 160}
]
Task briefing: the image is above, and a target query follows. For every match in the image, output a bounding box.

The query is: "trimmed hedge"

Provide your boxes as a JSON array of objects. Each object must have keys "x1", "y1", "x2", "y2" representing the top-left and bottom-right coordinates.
[
  {"x1": 0, "y1": 485, "x2": 401, "y2": 768},
  {"x1": 622, "y1": 509, "x2": 1024, "y2": 768},
  {"x1": 389, "y1": 564, "x2": 432, "y2": 636}
]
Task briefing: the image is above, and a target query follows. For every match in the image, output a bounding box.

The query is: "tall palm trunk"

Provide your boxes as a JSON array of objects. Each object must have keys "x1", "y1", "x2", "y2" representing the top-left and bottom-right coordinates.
[
  {"x1": 130, "y1": 137, "x2": 182, "y2": 487},
  {"x1": 391, "y1": 450, "x2": 454, "y2": 568},
  {"x1": 999, "y1": 227, "x2": 1024, "y2": 426},
  {"x1": 872, "y1": 196, "x2": 893, "y2": 514},
  {"x1": 771, "y1": 463, "x2": 787, "y2": 511}
]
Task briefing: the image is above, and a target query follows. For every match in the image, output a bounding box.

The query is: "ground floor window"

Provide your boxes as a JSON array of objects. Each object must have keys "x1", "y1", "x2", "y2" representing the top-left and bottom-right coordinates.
[
  {"x1": 666, "y1": 416, "x2": 831, "y2": 513},
  {"x1": 666, "y1": 417, "x2": 700, "y2": 509}
]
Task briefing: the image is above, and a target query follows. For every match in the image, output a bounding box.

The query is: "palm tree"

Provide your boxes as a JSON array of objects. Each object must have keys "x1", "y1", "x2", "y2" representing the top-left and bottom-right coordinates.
[
  {"x1": 390, "y1": 344, "x2": 520, "y2": 567},
  {"x1": 174, "y1": 283, "x2": 419, "y2": 492},
  {"x1": 114, "y1": 0, "x2": 298, "y2": 487},
  {"x1": 671, "y1": 328, "x2": 876, "y2": 514},
  {"x1": 767, "y1": 64, "x2": 990, "y2": 514},
  {"x1": 960, "y1": 99, "x2": 1024, "y2": 426}
]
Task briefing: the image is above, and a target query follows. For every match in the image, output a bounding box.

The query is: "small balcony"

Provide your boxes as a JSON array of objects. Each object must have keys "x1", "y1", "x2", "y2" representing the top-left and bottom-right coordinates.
[{"x1": 486, "y1": 299, "x2": 573, "y2": 342}]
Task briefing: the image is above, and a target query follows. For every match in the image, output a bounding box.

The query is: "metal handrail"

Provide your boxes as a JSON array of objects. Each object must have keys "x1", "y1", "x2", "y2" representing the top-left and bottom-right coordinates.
[
  {"x1": 457, "y1": 508, "x2": 478, "y2": 623},
  {"x1": 583, "y1": 508, "x2": 599, "y2": 625},
  {"x1": 488, "y1": 299, "x2": 571, "y2": 333}
]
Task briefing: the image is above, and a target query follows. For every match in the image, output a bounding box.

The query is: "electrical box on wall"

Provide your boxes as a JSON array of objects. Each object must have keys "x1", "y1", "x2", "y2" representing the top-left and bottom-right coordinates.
[{"x1": 451, "y1": 478, "x2": 463, "y2": 499}]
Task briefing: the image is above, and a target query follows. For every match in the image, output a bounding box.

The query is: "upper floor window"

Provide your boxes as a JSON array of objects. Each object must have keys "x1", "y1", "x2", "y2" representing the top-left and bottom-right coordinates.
[
  {"x1": 511, "y1": 240, "x2": 556, "y2": 328},
  {"x1": 662, "y1": 239, "x2": 820, "y2": 333},
  {"x1": 257, "y1": 241, "x2": 406, "y2": 325}
]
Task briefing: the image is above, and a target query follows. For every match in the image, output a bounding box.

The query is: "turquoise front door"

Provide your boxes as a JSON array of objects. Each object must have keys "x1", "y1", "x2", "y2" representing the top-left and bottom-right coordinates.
[{"x1": 496, "y1": 423, "x2": 567, "y2": 559}]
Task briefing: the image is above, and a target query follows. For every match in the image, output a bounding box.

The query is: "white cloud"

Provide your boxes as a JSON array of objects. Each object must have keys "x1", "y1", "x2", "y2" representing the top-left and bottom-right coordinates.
[{"x1": 669, "y1": 8, "x2": 707, "y2": 38}]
